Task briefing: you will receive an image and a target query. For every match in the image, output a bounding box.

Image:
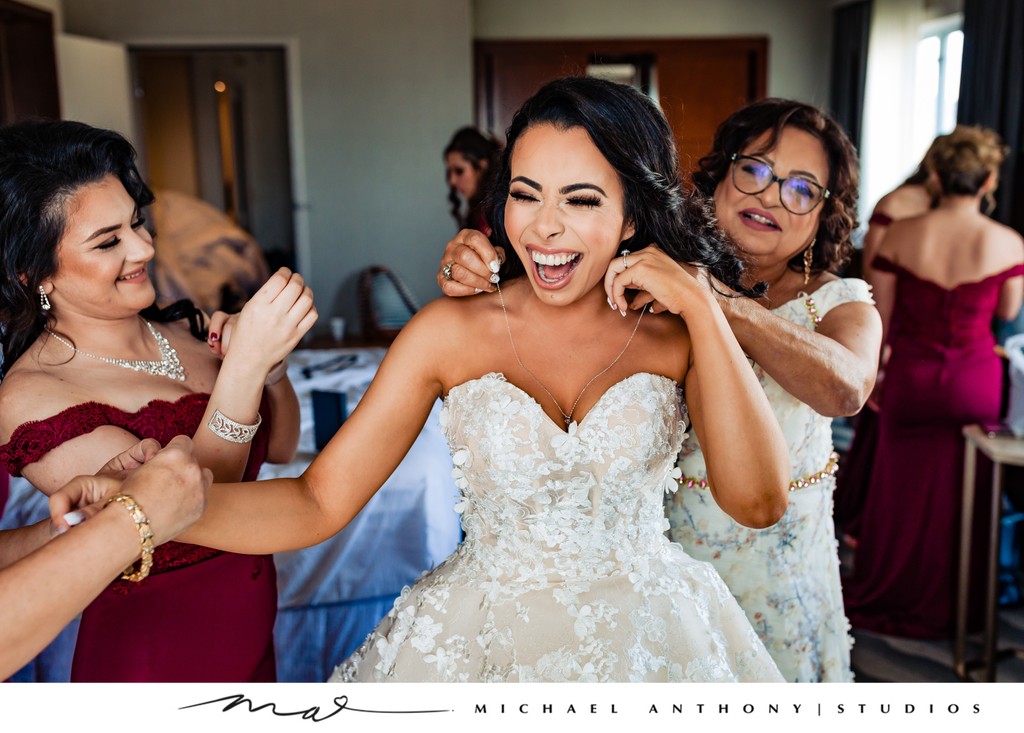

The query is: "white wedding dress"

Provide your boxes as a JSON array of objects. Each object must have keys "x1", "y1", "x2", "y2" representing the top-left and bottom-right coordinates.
[{"x1": 330, "y1": 372, "x2": 783, "y2": 682}]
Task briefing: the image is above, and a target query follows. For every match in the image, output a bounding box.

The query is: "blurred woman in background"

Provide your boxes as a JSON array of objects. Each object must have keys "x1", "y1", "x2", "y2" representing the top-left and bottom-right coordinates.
[
  {"x1": 835, "y1": 136, "x2": 944, "y2": 542},
  {"x1": 844, "y1": 125, "x2": 1024, "y2": 638},
  {"x1": 444, "y1": 126, "x2": 502, "y2": 236}
]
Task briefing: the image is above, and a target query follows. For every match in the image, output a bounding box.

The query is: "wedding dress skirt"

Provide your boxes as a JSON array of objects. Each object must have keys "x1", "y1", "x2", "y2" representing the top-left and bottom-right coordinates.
[{"x1": 330, "y1": 373, "x2": 783, "y2": 682}]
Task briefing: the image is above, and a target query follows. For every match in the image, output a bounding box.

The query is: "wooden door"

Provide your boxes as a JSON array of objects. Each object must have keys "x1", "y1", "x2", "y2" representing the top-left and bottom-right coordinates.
[
  {"x1": 0, "y1": 0, "x2": 59, "y2": 124},
  {"x1": 475, "y1": 38, "x2": 766, "y2": 177}
]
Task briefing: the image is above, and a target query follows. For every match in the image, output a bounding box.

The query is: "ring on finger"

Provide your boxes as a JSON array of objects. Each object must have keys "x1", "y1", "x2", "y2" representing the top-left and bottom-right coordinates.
[
  {"x1": 621, "y1": 250, "x2": 631, "y2": 269},
  {"x1": 442, "y1": 262, "x2": 455, "y2": 281}
]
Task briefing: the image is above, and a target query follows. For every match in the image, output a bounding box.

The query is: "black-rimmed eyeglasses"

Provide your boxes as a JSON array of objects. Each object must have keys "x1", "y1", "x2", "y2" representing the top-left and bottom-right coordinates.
[{"x1": 730, "y1": 154, "x2": 830, "y2": 216}]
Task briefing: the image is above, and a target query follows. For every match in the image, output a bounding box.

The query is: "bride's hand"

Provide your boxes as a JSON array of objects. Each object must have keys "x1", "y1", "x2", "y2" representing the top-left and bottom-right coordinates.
[{"x1": 603, "y1": 245, "x2": 715, "y2": 318}]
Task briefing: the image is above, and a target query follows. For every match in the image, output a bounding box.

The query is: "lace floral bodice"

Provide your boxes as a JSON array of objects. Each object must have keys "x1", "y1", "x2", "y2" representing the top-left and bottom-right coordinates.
[
  {"x1": 331, "y1": 370, "x2": 783, "y2": 682},
  {"x1": 440, "y1": 372, "x2": 684, "y2": 586}
]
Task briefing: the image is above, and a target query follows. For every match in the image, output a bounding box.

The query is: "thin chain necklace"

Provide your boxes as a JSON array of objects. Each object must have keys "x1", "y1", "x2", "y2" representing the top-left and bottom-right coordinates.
[
  {"x1": 496, "y1": 282, "x2": 645, "y2": 428},
  {"x1": 46, "y1": 319, "x2": 186, "y2": 381}
]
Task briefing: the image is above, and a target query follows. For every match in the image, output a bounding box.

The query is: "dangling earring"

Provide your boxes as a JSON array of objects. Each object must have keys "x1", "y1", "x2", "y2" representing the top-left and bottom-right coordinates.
[
  {"x1": 38, "y1": 285, "x2": 51, "y2": 312},
  {"x1": 983, "y1": 191, "x2": 997, "y2": 216},
  {"x1": 803, "y1": 239, "x2": 815, "y2": 286}
]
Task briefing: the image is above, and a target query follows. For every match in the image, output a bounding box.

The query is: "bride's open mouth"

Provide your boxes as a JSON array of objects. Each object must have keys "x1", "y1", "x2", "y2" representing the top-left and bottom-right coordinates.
[{"x1": 529, "y1": 248, "x2": 581, "y2": 288}]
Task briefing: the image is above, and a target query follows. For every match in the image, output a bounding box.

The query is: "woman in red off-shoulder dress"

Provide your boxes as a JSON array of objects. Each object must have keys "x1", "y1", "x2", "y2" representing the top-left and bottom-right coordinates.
[
  {"x1": 843, "y1": 125, "x2": 1024, "y2": 638},
  {"x1": 0, "y1": 120, "x2": 316, "y2": 680}
]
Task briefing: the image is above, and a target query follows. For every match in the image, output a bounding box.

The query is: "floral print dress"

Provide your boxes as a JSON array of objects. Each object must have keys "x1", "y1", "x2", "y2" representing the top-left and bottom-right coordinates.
[{"x1": 667, "y1": 278, "x2": 873, "y2": 682}]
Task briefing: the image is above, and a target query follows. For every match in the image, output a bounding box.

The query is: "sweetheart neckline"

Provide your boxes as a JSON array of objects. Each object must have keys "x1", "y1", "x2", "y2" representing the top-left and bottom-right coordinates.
[{"x1": 444, "y1": 371, "x2": 679, "y2": 434}]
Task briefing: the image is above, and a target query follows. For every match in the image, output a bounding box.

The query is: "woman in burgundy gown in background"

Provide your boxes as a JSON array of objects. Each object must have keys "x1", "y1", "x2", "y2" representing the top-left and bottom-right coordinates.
[
  {"x1": 833, "y1": 145, "x2": 939, "y2": 539},
  {"x1": 844, "y1": 125, "x2": 1024, "y2": 637},
  {"x1": 0, "y1": 120, "x2": 316, "y2": 681}
]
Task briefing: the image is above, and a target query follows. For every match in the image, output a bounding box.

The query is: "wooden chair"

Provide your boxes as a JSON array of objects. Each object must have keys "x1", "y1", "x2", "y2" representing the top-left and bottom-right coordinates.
[{"x1": 358, "y1": 265, "x2": 420, "y2": 342}]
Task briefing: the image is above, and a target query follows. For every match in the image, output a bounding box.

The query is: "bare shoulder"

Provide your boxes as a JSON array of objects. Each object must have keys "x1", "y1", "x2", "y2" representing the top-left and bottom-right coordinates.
[
  {"x1": 0, "y1": 367, "x2": 80, "y2": 442},
  {"x1": 397, "y1": 293, "x2": 491, "y2": 345},
  {"x1": 634, "y1": 307, "x2": 691, "y2": 382},
  {"x1": 984, "y1": 219, "x2": 1024, "y2": 261},
  {"x1": 875, "y1": 184, "x2": 932, "y2": 219},
  {"x1": 875, "y1": 214, "x2": 924, "y2": 259},
  {"x1": 383, "y1": 293, "x2": 500, "y2": 385}
]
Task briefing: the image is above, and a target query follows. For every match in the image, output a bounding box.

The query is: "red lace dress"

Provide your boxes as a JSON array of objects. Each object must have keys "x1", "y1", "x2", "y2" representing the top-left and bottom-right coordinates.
[
  {"x1": 843, "y1": 257, "x2": 1024, "y2": 638},
  {"x1": 0, "y1": 392, "x2": 277, "y2": 681}
]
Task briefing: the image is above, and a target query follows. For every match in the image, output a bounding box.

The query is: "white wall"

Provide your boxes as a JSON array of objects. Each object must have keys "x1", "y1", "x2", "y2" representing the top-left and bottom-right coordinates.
[
  {"x1": 60, "y1": 0, "x2": 474, "y2": 330},
  {"x1": 55, "y1": 34, "x2": 133, "y2": 137},
  {"x1": 56, "y1": 0, "x2": 831, "y2": 327},
  {"x1": 473, "y1": 0, "x2": 833, "y2": 105}
]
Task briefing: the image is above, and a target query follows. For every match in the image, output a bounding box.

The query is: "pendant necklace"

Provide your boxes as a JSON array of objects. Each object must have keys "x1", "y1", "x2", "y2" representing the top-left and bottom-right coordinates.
[
  {"x1": 45, "y1": 319, "x2": 187, "y2": 381},
  {"x1": 496, "y1": 281, "x2": 645, "y2": 427}
]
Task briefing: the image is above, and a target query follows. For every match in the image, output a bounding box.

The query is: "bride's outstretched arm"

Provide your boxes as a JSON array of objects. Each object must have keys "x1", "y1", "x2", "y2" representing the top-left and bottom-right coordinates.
[
  {"x1": 176, "y1": 306, "x2": 449, "y2": 555},
  {"x1": 605, "y1": 247, "x2": 789, "y2": 528}
]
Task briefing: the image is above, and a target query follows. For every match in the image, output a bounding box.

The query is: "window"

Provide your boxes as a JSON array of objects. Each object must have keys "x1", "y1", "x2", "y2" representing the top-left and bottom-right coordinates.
[
  {"x1": 911, "y1": 16, "x2": 963, "y2": 155},
  {"x1": 860, "y1": 7, "x2": 965, "y2": 229}
]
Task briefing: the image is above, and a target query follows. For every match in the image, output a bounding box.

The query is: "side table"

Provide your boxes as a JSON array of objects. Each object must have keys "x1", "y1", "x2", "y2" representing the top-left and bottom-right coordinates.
[{"x1": 954, "y1": 424, "x2": 1024, "y2": 681}]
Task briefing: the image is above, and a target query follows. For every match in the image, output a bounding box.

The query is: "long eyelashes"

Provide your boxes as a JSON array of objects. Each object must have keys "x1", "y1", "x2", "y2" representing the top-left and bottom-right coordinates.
[
  {"x1": 95, "y1": 217, "x2": 148, "y2": 250},
  {"x1": 567, "y1": 196, "x2": 600, "y2": 209},
  {"x1": 508, "y1": 191, "x2": 601, "y2": 209}
]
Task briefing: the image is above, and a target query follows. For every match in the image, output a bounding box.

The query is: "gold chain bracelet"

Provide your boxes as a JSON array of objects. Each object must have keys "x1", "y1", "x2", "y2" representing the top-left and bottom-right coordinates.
[
  {"x1": 105, "y1": 493, "x2": 154, "y2": 582},
  {"x1": 680, "y1": 451, "x2": 840, "y2": 493}
]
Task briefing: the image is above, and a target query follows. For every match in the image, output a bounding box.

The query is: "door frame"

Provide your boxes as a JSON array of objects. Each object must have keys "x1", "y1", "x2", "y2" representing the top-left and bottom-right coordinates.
[{"x1": 124, "y1": 34, "x2": 310, "y2": 277}]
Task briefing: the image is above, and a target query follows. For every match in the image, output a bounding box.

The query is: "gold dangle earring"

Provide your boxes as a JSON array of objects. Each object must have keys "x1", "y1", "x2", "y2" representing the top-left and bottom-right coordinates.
[
  {"x1": 803, "y1": 239, "x2": 815, "y2": 286},
  {"x1": 38, "y1": 285, "x2": 51, "y2": 312}
]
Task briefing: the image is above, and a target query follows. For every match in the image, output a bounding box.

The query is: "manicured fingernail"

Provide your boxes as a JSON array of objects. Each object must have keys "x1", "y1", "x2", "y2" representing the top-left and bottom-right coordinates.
[
  {"x1": 620, "y1": 309, "x2": 627, "y2": 317},
  {"x1": 64, "y1": 510, "x2": 86, "y2": 526},
  {"x1": 474, "y1": 288, "x2": 482, "y2": 294},
  {"x1": 208, "y1": 332, "x2": 219, "y2": 343},
  {"x1": 489, "y1": 260, "x2": 500, "y2": 273},
  {"x1": 489, "y1": 273, "x2": 500, "y2": 284},
  {"x1": 608, "y1": 298, "x2": 616, "y2": 310}
]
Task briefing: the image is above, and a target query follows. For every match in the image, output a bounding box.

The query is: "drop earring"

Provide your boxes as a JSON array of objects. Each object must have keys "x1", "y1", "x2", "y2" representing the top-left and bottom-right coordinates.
[
  {"x1": 38, "y1": 286, "x2": 51, "y2": 311},
  {"x1": 803, "y1": 239, "x2": 815, "y2": 286},
  {"x1": 983, "y1": 191, "x2": 997, "y2": 215}
]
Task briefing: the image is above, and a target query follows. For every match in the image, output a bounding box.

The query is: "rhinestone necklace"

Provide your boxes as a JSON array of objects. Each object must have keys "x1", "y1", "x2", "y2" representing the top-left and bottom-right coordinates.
[
  {"x1": 496, "y1": 282, "x2": 645, "y2": 427},
  {"x1": 45, "y1": 319, "x2": 186, "y2": 381}
]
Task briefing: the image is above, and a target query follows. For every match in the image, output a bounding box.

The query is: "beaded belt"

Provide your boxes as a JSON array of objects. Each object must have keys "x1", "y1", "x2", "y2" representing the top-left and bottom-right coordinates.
[{"x1": 679, "y1": 451, "x2": 840, "y2": 493}]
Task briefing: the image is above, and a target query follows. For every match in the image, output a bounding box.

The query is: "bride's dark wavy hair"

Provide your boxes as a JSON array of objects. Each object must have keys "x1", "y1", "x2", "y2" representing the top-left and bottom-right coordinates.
[
  {"x1": 0, "y1": 119, "x2": 206, "y2": 375},
  {"x1": 487, "y1": 76, "x2": 764, "y2": 297}
]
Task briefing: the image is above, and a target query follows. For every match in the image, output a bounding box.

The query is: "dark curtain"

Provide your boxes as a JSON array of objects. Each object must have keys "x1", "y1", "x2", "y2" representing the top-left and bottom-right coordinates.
[
  {"x1": 829, "y1": 0, "x2": 873, "y2": 152},
  {"x1": 958, "y1": 0, "x2": 1024, "y2": 234}
]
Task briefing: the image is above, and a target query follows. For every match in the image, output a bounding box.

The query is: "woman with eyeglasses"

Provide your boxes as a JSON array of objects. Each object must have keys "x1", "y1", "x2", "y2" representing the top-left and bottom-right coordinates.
[{"x1": 436, "y1": 97, "x2": 882, "y2": 681}]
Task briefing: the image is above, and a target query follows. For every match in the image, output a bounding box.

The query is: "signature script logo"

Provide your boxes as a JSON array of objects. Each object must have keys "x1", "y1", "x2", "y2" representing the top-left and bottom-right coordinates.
[{"x1": 181, "y1": 693, "x2": 451, "y2": 722}]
